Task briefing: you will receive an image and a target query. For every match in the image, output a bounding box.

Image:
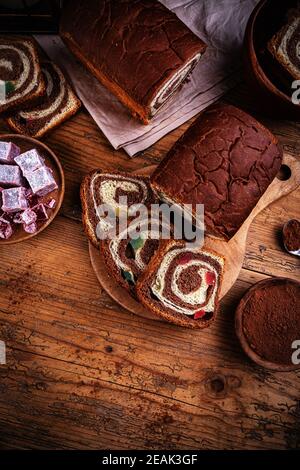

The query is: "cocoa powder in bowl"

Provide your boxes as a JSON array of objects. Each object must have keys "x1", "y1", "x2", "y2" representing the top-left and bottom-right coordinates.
[
  {"x1": 236, "y1": 278, "x2": 300, "y2": 368},
  {"x1": 283, "y1": 219, "x2": 300, "y2": 252}
]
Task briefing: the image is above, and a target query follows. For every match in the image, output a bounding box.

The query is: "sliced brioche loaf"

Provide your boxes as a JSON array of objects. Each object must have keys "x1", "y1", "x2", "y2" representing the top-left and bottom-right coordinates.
[
  {"x1": 7, "y1": 61, "x2": 81, "y2": 138},
  {"x1": 0, "y1": 35, "x2": 45, "y2": 114}
]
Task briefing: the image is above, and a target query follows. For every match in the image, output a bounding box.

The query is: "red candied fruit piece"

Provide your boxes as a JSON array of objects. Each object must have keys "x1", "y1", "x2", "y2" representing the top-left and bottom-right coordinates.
[
  {"x1": 206, "y1": 271, "x2": 216, "y2": 286},
  {"x1": 194, "y1": 310, "x2": 206, "y2": 320},
  {"x1": 178, "y1": 252, "x2": 194, "y2": 265}
]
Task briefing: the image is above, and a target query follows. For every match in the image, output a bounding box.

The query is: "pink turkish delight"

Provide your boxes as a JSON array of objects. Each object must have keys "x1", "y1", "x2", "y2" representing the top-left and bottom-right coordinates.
[
  {"x1": 24, "y1": 188, "x2": 39, "y2": 208},
  {"x1": 24, "y1": 222, "x2": 37, "y2": 234},
  {"x1": 46, "y1": 198, "x2": 56, "y2": 209},
  {"x1": 0, "y1": 141, "x2": 20, "y2": 164},
  {"x1": 13, "y1": 212, "x2": 23, "y2": 224},
  {"x1": 25, "y1": 166, "x2": 58, "y2": 196},
  {"x1": 0, "y1": 165, "x2": 23, "y2": 187},
  {"x1": 1, "y1": 187, "x2": 28, "y2": 212},
  {"x1": 15, "y1": 148, "x2": 44, "y2": 174},
  {"x1": 0, "y1": 217, "x2": 13, "y2": 239},
  {"x1": 33, "y1": 203, "x2": 48, "y2": 221},
  {"x1": 20, "y1": 209, "x2": 37, "y2": 226}
]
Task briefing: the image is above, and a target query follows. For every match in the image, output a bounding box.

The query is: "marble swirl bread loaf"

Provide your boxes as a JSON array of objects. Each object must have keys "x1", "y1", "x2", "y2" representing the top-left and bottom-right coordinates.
[
  {"x1": 60, "y1": 0, "x2": 207, "y2": 123},
  {"x1": 151, "y1": 103, "x2": 283, "y2": 241},
  {"x1": 0, "y1": 36, "x2": 45, "y2": 114},
  {"x1": 136, "y1": 240, "x2": 225, "y2": 329},
  {"x1": 7, "y1": 61, "x2": 81, "y2": 138}
]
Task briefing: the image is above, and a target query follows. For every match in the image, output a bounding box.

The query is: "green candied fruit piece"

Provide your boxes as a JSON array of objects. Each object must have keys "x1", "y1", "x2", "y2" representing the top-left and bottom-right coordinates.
[
  {"x1": 122, "y1": 270, "x2": 135, "y2": 284},
  {"x1": 129, "y1": 235, "x2": 145, "y2": 251},
  {"x1": 5, "y1": 81, "x2": 15, "y2": 95},
  {"x1": 153, "y1": 277, "x2": 162, "y2": 291}
]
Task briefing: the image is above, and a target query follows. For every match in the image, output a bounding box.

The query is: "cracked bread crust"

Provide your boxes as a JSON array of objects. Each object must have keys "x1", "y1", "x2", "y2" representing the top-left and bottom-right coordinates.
[
  {"x1": 60, "y1": 0, "x2": 206, "y2": 123},
  {"x1": 151, "y1": 103, "x2": 283, "y2": 240}
]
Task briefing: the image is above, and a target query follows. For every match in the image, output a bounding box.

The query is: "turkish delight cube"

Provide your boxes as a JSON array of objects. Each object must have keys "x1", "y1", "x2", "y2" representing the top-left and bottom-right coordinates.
[
  {"x1": 20, "y1": 209, "x2": 37, "y2": 226},
  {"x1": 24, "y1": 188, "x2": 39, "y2": 208},
  {"x1": 25, "y1": 167, "x2": 58, "y2": 196},
  {"x1": 0, "y1": 165, "x2": 22, "y2": 187},
  {"x1": 1, "y1": 187, "x2": 28, "y2": 212},
  {"x1": 0, "y1": 217, "x2": 13, "y2": 239},
  {"x1": 33, "y1": 203, "x2": 48, "y2": 221},
  {"x1": 0, "y1": 141, "x2": 20, "y2": 164},
  {"x1": 15, "y1": 148, "x2": 44, "y2": 174},
  {"x1": 24, "y1": 222, "x2": 37, "y2": 234},
  {"x1": 13, "y1": 212, "x2": 23, "y2": 224},
  {"x1": 46, "y1": 198, "x2": 56, "y2": 209}
]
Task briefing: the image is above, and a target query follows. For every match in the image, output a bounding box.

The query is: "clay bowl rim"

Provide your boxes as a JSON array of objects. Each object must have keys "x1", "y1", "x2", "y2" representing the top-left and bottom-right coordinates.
[
  {"x1": 0, "y1": 133, "x2": 65, "y2": 245},
  {"x1": 235, "y1": 277, "x2": 300, "y2": 372},
  {"x1": 246, "y1": 0, "x2": 297, "y2": 107}
]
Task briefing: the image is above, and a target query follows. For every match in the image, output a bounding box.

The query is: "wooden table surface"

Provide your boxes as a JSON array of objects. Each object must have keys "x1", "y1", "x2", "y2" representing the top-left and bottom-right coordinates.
[{"x1": 0, "y1": 84, "x2": 299, "y2": 450}]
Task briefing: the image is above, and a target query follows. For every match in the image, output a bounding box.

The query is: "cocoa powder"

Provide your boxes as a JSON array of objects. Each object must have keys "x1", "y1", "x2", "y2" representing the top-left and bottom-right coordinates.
[
  {"x1": 283, "y1": 219, "x2": 300, "y2": 252},
  {"x1": 242, "y1": 278, "x2": 300, "y2": 365}
]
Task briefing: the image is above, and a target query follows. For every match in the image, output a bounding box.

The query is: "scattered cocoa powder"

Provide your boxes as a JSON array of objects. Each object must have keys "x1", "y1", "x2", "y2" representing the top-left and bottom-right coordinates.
[
  {"x1": 283, "y1": 219, "x2": 300, "y2": 252},
  {"x1": 242, "y1": 278, "x2": 300, "y2": 365}
]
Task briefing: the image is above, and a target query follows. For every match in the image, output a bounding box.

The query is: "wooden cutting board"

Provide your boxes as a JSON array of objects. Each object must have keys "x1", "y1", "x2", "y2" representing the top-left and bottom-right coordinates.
[{"x1": 89, "y1": 152, "x2": 300, "y2": 321}]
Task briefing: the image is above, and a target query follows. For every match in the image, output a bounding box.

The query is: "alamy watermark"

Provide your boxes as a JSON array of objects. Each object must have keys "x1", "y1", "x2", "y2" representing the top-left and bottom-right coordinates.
[
  {"x1": 291, "y1": 80, "x2": 300, "y2": 105},
  {"x1": 0, "y1": 80, "x2": 5, "y2": 104},
  {"x1": 95, "y1": 197, "x2": 205, "y2": 247},
  {"x1": 0, "y1": 340, "x2": 6, "y2": 365},
  {"x1": 291, "y1": 340, "x2": 300, "y2": 365}
]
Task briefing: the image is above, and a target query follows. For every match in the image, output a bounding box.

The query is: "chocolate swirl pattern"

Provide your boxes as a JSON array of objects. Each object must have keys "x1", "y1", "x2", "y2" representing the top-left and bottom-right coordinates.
[
  {"x1": 102, "y1": 217, "x2": 164, "y2": 293},
  {"x1": 92, "y1": 174, "x2": 148, "y2": 213},
  {"x1": 0, "y1": 37, "x2": 44, "y2": 113},
  {"x1": 7, "y1": 61, "x2": 81, "y2": 138},
  {"x1": 150, "y1": 54, "x2": 201, "y2": 114},
  {"x1": 268, "y1": 15, "x2": 300, "y2": 80},
  {"x1": 80, "y1": 171, "x2": 157, "y2": 247},
  {"x1": 137, "y1": 241, "x2": 224, "y2": 329}
]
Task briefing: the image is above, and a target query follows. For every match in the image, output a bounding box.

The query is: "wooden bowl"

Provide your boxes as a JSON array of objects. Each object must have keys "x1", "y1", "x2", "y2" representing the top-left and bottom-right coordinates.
[
  {"x1": 244, "y1": 0, "x2": 300, "y2": 120},
  {"x1": 235, "y1": 277, "x2": 300, "y2": 371},
  {"x1": 0, "y1": 134, "x2": 65, "y2": 245}
]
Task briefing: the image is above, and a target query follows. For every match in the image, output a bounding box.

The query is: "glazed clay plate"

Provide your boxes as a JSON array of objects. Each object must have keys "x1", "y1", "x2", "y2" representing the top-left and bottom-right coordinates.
[
  {"x1": 0, "y1": 134, "x2": 65, "y2": 245},
  {"x1": 89, "y1": 154, "x2": 300, "y2": 320}
]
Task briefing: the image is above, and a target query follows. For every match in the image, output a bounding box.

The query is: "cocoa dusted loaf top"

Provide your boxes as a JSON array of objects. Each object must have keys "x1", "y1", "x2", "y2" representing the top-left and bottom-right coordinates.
[
  {"x1": 60, "y1": 0, "x2": 206, "y2": 123},
  {"x1": 151, "y1": 103, "x2": 283, "y2": 240}
]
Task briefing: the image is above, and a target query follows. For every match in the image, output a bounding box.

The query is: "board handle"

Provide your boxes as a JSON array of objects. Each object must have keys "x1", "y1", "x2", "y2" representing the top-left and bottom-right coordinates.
[{"x1": 240, "y1": 152, "x2": 300, "y2": 234}]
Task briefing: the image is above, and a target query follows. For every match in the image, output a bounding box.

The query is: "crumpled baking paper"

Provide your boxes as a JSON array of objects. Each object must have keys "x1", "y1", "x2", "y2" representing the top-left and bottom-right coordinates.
[{"x1": 35, "y1": 0, "x2": 257, "y2": 156}]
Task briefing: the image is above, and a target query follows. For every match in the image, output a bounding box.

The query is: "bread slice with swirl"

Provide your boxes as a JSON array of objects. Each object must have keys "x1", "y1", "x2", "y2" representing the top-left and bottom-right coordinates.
[
  {"x1": 101, "y1": 215, "x2": 168, "y2": 295},
  {"x1": 80, "y1": 170, "x2": 158, "y2": 248},
  {"x1": 0, "y1": 36, "x2": 46, "y2": 114},
  {"x1": 136, "y1": 240, "x2": 224, "y2": 329},
  {"x1": 7, "y1": 61, "x2": 81, "y2": 138},
  {"x1": 268, "y1": 13, "x2": 300, "y2": 80}
]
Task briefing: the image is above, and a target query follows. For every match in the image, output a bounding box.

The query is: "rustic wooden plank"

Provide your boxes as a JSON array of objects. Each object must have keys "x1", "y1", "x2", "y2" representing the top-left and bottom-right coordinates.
[
  {"x1": 0, "y1": 216, "x2": 299, "y2": 450},
  {"x1": 0, "y1": 80, "x2": 300, "y2": 449}
]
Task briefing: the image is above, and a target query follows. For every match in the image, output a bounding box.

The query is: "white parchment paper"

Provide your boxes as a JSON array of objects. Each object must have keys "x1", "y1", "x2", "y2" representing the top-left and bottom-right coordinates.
[{"x1": 35, "y1": 0, "x2": 257, "y2": 156}]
